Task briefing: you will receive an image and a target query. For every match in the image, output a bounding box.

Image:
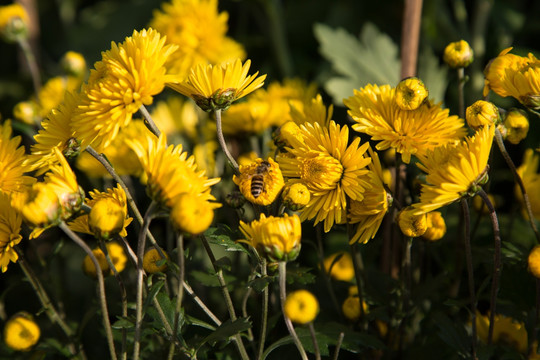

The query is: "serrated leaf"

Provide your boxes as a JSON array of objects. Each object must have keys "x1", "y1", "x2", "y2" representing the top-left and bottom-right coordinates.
[
  {"x1": 205, "y1": 226, "x2": 249, "y2": 254},
  {"x1": 286, "y1": 267, "x2": 316, "y2": 285},
  {"x1": 196, "y1": 317, "x2": 252, "y2": 350},
  {"x1": 248, "y1": 275, "x2": 275, "y2": 293},
  {"x1": 155, "y1": 292, "x2": 176, "y2": 327},
  {"x1": 142, "y1": 279, "x2": 165, "y2": 314}
]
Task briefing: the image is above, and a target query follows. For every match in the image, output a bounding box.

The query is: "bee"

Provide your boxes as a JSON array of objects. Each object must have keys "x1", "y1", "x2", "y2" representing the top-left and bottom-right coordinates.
[{"x1": 250, "y1": 161, "x2": 271, "y2": 198}]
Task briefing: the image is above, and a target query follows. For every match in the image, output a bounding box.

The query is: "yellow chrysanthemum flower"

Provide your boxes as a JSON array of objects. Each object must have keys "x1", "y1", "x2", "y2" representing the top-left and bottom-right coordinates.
[
  {"x1": 13, "y1": 100, "x2": 39, "y2": 125},
  {"x1": 342, "y1": 295, "x2": 368, "y2": 322},
  {"x1": 499, "y1": 108, "x2": 529, "y2": 145},
  {"x1": 27, "y1": 91, "x2": 80, "y2": 175},
  {"x1": 239, "y1": 213, "x2": 302, "y2": 262},
  {"x1": 484, "y1": 47, "x2": 540, "y2": 108},
  {"x1": 68, "y1": 185, "x2": 132, "y2": 238},
  {"x1": 233, "y1": 158, "x2": 284, "y2": 206},
  {"x1": 12, "y1": 182, "x2": 61, "y2": 232},
  {"x1": 277, "y1": 121, "x2": 371, "y2": 232},
  {"x1": 3, "y1": 312, "x2": 40, "y2": 351},
  {"x1": 170, "y1": 192, "x2": 220, "y2": 235},
  {"x1": 282, "y1": 183, "x2": 310, "y2": 211},
  {"x1": 0, "y1": 4, "x2": 29, "y2": 42},
  {"x1": 143, "y1": 248, "x2": 169, "y2": 274},
  {"x1": 290, "y1": 94, "x2": 332, "y2": 128},
  {"x1": 89, "y1": 197, "x2": 126, "y2": 240},
  {"x1": 167, "y1": 59, "x2": 266, "y2": 111},
  {"x1": 323, "y1": 252, "x2": 355, "y2": 281},
  {"x1": 72, "y1": 28, "x2": 178, "y2": 151},
  {"x1": 37, "y1": 76, "x2": 82, "y2": 118},
  {"x1": 412, "y1": 126, "x2": 495, "y2": 214},
  {"x1": 149, "y1": 0, "x2": 246, "y2": 79},
  {"x1": 150, "y1": 95, "x2": 200, "y2": 139},
  {"x1": 61, "y1": 51, "x2": 87, "y2": 79},
  {"x1": 0, "y1": 120, "x2": 34, "y2": 194},
  {"x1": 422, "y1": 211, "x2": 446, "y2": 241},
  {"x1": 284, "y1": 290, "x2": 319, "y2": 325},
  {"x1": 443, "y1": 40, "x2": 474, "y2": 68},
  {"x1": 397, "y1": 206, "x2": 428, "y2": 238},
  {"x1": 476, "y1": 312, "x2": 528, "y2": 354},
  {"x1": 348, "y1": 147, "x2": 389, "y2": 244},
  {"x1": 344, "y1": 84, "x2": 466, "y2": 164},
  {"x1": 395, "y1": 77, "x2": 428, "y2": 110},
  {"x1": 128, "y1": 134, "x2": 220, "y2": 208},
  {"x1": 221, "y1": 99, "x2": 275, "y2": 135},
  {"x1": 466, "y1": 100, "x2": 500, "y2": 130},
  {"x1": 515, "y1": 149, "x2": 540, "y2": 221},
  {"x1": 82, "y1": 242, "x2": 127, "y2": 278},
  {"x1": 0, "y1": 191, "x2": 23, "y2": 273}
]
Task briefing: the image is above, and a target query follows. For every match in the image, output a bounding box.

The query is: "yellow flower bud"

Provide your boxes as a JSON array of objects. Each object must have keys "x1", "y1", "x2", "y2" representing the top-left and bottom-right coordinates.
[
  {"x1": 397, "y1": 206, "x2": 427, "y2": 238},
  {"x1": 528, "y1": 245, "x2": 540, "y2": 279},
  {"x1": 82, "y1": 242, "x2": 127, "y2": 278},
  {"x1": 323, "y1": 252, "x2": 355, "y2": 281},
  {"x1": 13, "y1": 183, "x2": 61, "y2": 229},
  {"x1": 89, "y1": 197, "x2": 125, "y2": 240},
  {"x1": 143, "y1": 248, "x2": 169, "y2": 274},
  {"x1": 443, "y1": 40, "x2": 474, "y2": 68},
  {"x1": 501, "y1": 108, "x2": 529, "y2": 145},
  {"x1": 395, "y1": 77, "x2": 428, "y2": 110},
  {"x1": 61, "y1": 51, "x2": 87, "y2": 78},
  {"x1": 466, "y1": 100, "x2": 500, "y2": 129},
  {"x1": 225, "y1": 190, "x2": 246, "y2": 209},
  {"x1": 284, "y1": 290, "x2": 319, "y2": 325},
  {"x1": 13, "y1": 101, "x2": 39, "y2": 125},
  {"x1": 170, "y1": 193, "x2": 217, "y2": 235},
  {"x1": 422, "y1": 211, "x2": 446, "y2": 241},
  {"x1": 282, "y1": 183, "x2": 310, "y2": 211},
  {"x1": 342, "y1": 296, "x2": 368, "y2": 322},
  {"x1": 233, "y1": 158, "x2": 284, "y2": 206},
  {"x1": 273, "y1": 121, "x2": 304, "y2": 149},
  {"x1": 3, "y1": 312, "x2": 40, "y2": 351},
  {"x1": 0, "y1": 4, "x2": 29, "y2": 43}
]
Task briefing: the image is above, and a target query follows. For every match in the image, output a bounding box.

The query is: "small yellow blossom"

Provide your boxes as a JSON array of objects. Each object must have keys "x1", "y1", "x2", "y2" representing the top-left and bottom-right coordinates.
[
  {"x1": 515, "y1": 149, "x2": 540, "y2": 221},
  {"x1": 167, "y1": 59, "x2": 266, "y2": 111},
  {"x1": 476, "y1": 312, "x2": 528, "y2": 354},
  {"x1": 0, "y1": 4, "x2": 29, "y2": 42},
  {"x1": 13, "y1": 101, "x2": 39, "y2": 125},
  {"x1": 443, "y1": 40, "x2": 474, "y2": 68},
  {"x1": 37, "y1": 76, "x2": 82, "y2": 119},
  {"x1": 284, "y1": 290, "x2": 319, "y2": 325},
  {"x1": 528, "y1": 245, "x2": 540, "y2": 279},
  {"x1": 143, "y1": 248, "x2": 169, "y2": 274},
  {"x1": 273, "y1": 121, "x2": 304, "y2": 150},
  {"x1": 466, "y1": 100, "x2": 500, "y2": 130},
  {"x1": 342, "y1": 295, "x2": 368, "y2": 322},
  {"x1": 61, "y1": 51, "x2": 87, "y2": 78},
  {"x1": 422, "y1": 211, "x2": 446, "y2": 241},
  {"x1": 290, "y1": 94, "x2": 332, "y2": 128},
  {"x1": 89, "y1": 197, "x2": 126, "y2": 240},
  {"x1": 13, "y1": 182, "x2": 61, "y2": 230},
  {"x1": 395, "y1": 77, "x2": 428, "y2": 110},
  {"x1": 233, "y1": 158, "x2": 284, "y2": 206},
  {"x1": 170, "y1": 193, "x2": 219, "y2": 235},
  {"x1": 397, "y1": 206, "x2": 427, "y2": 237},
  {"x1": 3, "y1": 312, "x2": 40, "y2": 351},
  {"x1": 0, "y1": 192, "x2": 23, "y2": 273},
  {"x1": 82, "y1": 242, "x2": 127, "y2": 278},
  {"x1": 323, "y1": 252, "x2": 355, "y2": 281},
  {"x1": 500, "y1": 108, "x2": 529, "y2": 145},
  {"x1": 239, "y1": 213, "x2": 301, "y2": 262},
  {"x1": 282, "y1": 183, "x2": 310, "y2": 211}
]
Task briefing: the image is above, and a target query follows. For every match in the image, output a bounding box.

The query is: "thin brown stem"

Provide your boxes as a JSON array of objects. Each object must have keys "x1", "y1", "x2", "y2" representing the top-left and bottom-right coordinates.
[
  {"x1": 139, "y1": 105, "x2": 161, "y2": 138},
  {"x1": 214, "y1": 109, "x2": 240, "y2": 175},
  {"x1": 308, "y1": 322, "x2": 321, "y2": 360},
  {"x1": 457, "y1": 67, "x2": 466, "y2": 119},
  {"x1": 400, "y1": 0, "x2": 423, "y2": 79}
]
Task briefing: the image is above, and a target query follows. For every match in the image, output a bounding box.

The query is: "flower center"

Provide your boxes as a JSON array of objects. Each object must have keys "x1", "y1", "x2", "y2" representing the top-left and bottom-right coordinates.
[{"x1": 300, "y1": 153, "x2": 343, "y2": 191}]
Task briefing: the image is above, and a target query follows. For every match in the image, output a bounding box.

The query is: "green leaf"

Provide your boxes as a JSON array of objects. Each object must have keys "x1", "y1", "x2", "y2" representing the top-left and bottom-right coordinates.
[
  {"x1": 196, "y1": 317, "x2": 252, "y2": 350},
  {"x1": 286, "y1": 266, "x2": 316, "y2": 285},
  {"x1": 248, "y1": 275, "x2": 276, "y2": 293},
  {"x1": 112, "y1": 317, "x2": 135, "y2": 330},
  {"x1": 314, "y1": 22, "x2": 400, "y2": 104},
  {"x1": 189, "y1": 270, "x2": 222, "y2": 287},
  {"x1": 142, "y1": 279, "x2": 165, "y2": 315},
  {"x1": 205, "y1": 225, "x2": 249, "y2": 254},
  {"x1": 155, "y1": 292, "x2": 176, "y2": 327}
]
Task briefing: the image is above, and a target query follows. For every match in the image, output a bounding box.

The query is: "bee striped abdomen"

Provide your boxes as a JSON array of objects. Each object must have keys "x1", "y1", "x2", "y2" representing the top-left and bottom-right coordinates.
[{"x1": 250, "y1": 175, "x2": 265, "y2": 198}]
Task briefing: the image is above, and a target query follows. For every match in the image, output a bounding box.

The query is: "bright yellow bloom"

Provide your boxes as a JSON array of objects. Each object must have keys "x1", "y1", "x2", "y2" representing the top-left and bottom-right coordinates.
[
  {"x1": 323, "y1": 252, "x2": 355, "y2": 281},
  {"x1": 233, "y1": 158, "x2": 284, "y2": 206},
  {"x1": 0, "y1": 192, "x2": 23, "y2": 272},
  {"x1": 284, "y1": 290, "x2": 319, "y2": 325},
  {"x1": 397, "y1": 206, "x2": 427, "y2": 237},
  {"x1": 12, "y1": 182, "x2": 61, "y2": 230},
  {"x1": 412, "y1": 126, "x2": 494, "y2": 214},
  {"x1": 82, "y1": 242, "x2": 127, "y2": 278},
  {"x1": 221, "y1": 99, "x2": 275, "y2": 135},
  {"x1": 149, "y1": 0, "x2": 246, "y2": 79},
  {"x1": 443, "y1": 40, "x2": 474, "y2": 68},
  {"x1": 127, "y1": 134, "x2": 220, "y2": 208},
  {"x1": 167, "y1": 59, "x2": 266, "y2": 111},
  {"x1": 61, "y1": 51, "x2": 87, "y2": 78},
  {"x1": 143, "y1": 248, "x2": 169, "y2": 274},
  {"x1": 27, "y1": 91, "x2": 80, "y2": 175},
  {"x1": 476, "y1": 312, "x2": 528, "y2": 354},
  {"x1": 273, "y1": 121, "x2": 305, "y2": 150},
  {"x1": 0, "y1": 120, "x2": 34, "y2": 194},
  {"x1": 342, "y1": 295, "x2": 368, "y2": 322},
  {"x1": 89, "y1": 197, "x2": 126, "y2": 240},
  {"x1": 68, "y1": 185, "x2": 132, "y2": 238},
  {"x1": 466, "y1": 100, "x2": 500, "y2": 130},
  {"x1": 3, "y1": 312, "x2": 40, "y2": 351},
  {"x1": 37, "y1": 76, "x2": 82, "y2": 118},
  {"x1": 0, "y1": 4, "x2": 29, "y2": 42},
  {"x1": 13, "y1": 101, "x2": 39, "y2": 125},
  {"x1": 239, "y1": 213, "x2": 301, "y2": 262},
  {"x1": 282, "y1": 183, "x2": 310, "y2": 211},
  {"x1": 422, "y1": 211, "x2": 446, "y2": 241},
  {"x1": 290, "y1": 94, "x2": 332, "y2": 128},
  {"x1": 500, "y1": 108, "x2": 529, "y2": 145},
  {"x1": 516, "y1": 149, "x2": 540, "y2": 221},
  {"x1": 348, "y1": 147, "x2": 389, "y2": 244},
  {"x1": 528, "y1": 245, "x2": 540, "y2": 279},
  {"x1": 344, "y1": 84, "x2": 466, "y2": 164},
  {"x1": 484, "y1": 47, "x2": 540, "y2": 108},
  {"x1": 150, "y1": 95, "x2": 200, "y2": 139},
  {"x1": 278, "y1": 121, "x2": 371, "y2": 232},
  {"x1": 72, "y1": 28, "x2": 178, "y2": 151},
  {"x1": 395, "y1": 77, "x2": 428, "y2": 110},
  {"x1": 170, "y1": 192, "x2": 220, "y2": 235}
]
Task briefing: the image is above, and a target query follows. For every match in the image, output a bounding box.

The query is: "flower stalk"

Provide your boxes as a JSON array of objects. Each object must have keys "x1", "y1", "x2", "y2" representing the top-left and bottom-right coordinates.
[
  {"x1": 214, "y1": 109, "x2": 240, "y2": 175},
  {"x1": 139, "y1": 105, "x2": 161, "y2": 138}
]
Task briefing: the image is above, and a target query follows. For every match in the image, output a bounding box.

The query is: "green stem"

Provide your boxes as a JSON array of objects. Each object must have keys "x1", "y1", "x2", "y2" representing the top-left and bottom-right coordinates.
[
  {"x1": 17, "y1": 37, "x2": 41, "y2": 100},
  {"x1": 200, "y1": 235, "x2": 250, "y2": 360},
  {"x1": 183, "y1": 282, "x2": 221, "y2": 326},
  {"x1": 214, "y1": 109, "x2": 240, "y2": 175},
  {"x1": 278, "y1": 262, "x2": 308, "y2": 360},
  {"x1": 139, "y1": 105, "x2": 161, "y2": 138},
  {"x1": 16, "y1": 247, "x2": 85, "y2": 359},
  {"x1": 60, "y1": 222, "x2": 117, "y2": 360},
  {"x1": 256, "y1": 258, "x2": 269, "y2": 360},
  {"x1": 460, "y1": 199, "x2": 477, "y2": 358},
  {"x1": 167, "y1": 233, "x2": 185, "y2": 360},
  {"x1": 349, "y1": 242, "x2": 366, "y2": 322},
  {"x1": 477, "y1": 189, "x2": 501, "y2": 345},
  {"x1": 133, "y1": 201, "x2": 158, "y2": 360},
  {"x1": 308, "y1": 322, "x2": 321, "y2": 360},
  {"x1": 457, "y1": 67, "x2": 466, "y2": 119}
]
